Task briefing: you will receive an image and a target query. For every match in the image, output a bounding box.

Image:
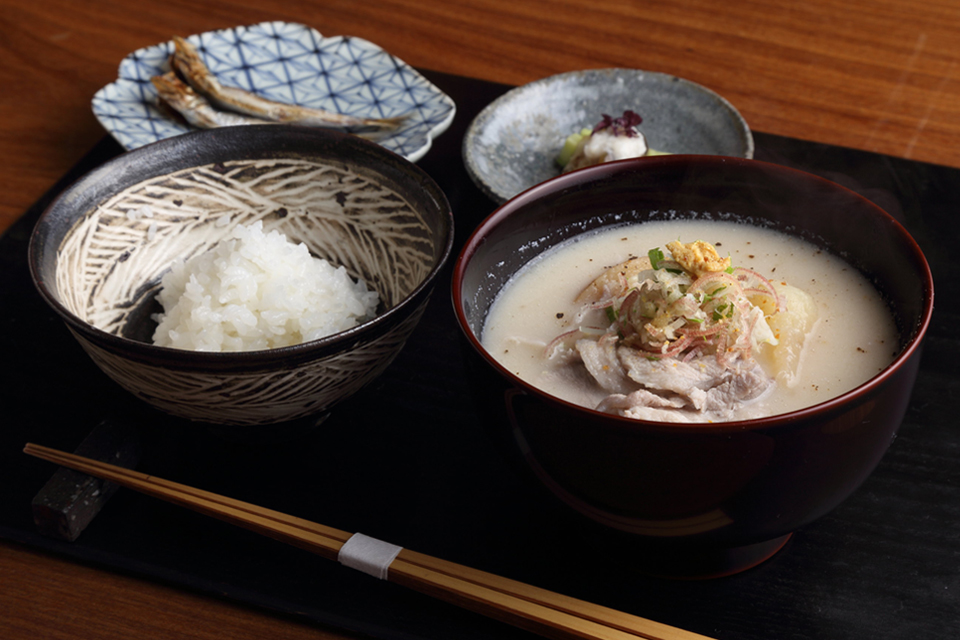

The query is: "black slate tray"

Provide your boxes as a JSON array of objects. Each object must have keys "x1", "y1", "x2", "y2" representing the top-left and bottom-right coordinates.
[{"x1": 2, "y1": 70, "x2": 958, "y2": 640}]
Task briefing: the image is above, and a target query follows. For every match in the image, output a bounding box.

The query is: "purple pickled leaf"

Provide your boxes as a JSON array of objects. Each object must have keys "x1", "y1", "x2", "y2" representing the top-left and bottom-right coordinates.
[{"x1": 593, "y1": 110, "x2": 643, "y2": 137}]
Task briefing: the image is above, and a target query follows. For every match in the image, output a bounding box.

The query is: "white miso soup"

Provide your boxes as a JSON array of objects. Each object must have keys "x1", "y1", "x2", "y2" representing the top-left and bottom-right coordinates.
[{"x1": 481, "y1": 219, "x2": 899, "y2": 422}]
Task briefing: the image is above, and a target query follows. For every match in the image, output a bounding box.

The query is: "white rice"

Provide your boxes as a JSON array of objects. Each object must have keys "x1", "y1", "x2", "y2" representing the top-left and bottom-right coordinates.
[{"x1": 151, "y1": 221, "x2": 380, "y2": 352}]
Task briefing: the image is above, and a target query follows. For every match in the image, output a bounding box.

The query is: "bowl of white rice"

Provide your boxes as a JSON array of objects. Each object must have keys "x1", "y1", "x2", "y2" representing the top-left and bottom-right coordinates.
[{"x1": 29, "y1": 125, "x2": 454, "y2": 426}]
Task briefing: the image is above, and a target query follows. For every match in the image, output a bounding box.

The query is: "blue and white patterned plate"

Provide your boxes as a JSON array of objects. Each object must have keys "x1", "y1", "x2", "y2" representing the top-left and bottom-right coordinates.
[{"x1": 92, "y1": 22, "x2": 456, "y2": 162}]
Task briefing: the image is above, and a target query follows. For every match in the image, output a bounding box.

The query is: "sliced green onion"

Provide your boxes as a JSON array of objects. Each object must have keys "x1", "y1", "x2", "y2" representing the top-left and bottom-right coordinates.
[{"x1": 648, "y1": 247, "x2": 665, "y2": 270}]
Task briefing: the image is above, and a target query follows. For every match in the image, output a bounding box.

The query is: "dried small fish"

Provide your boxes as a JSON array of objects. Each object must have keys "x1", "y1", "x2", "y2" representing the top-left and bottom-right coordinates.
[
  {"x1": 151, "y1": 72, "x2": 276, "y2": 129},
  {"x1": 170, "y1": 36, "x2": 406, "y2": 130}
]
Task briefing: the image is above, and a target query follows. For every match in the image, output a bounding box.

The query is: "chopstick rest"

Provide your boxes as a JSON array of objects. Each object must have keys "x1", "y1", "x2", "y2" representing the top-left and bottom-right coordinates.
[
  {"x1": 338, "y1": 532, "x2": 403, "y2": 579},
  {"x1": 31, "y1": 420, "x2": 141, "y2": 541}
]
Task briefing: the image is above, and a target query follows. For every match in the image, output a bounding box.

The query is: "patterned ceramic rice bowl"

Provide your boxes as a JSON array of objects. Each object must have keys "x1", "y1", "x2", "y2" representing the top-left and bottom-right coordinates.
[{"x1": 29, "y1": 126, "x2": 453, "y2": 426}]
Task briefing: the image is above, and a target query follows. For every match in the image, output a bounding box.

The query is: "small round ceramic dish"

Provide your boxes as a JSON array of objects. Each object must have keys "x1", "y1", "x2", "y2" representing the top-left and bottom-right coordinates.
[
  {"x1": 92, "y1": 21, "x2": 456, "y2": 162},
  {"x1": 463, "y1": 68, "x2": 754, "y2": 203}
]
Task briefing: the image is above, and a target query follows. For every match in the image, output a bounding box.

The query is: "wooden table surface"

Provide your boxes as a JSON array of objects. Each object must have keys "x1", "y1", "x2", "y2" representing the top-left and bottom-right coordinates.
[{"x1": 1, "y1": 1, "x2": 957, "y2": 638}]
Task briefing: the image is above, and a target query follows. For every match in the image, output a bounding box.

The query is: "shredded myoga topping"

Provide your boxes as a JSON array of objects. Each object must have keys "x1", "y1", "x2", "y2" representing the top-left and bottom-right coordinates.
[
  {"x1": 539, "y1": 239, "x2": 818, "y2": 421},
  {"x1": 549, "y1": 240, "x2": 782, "y2": 368}
]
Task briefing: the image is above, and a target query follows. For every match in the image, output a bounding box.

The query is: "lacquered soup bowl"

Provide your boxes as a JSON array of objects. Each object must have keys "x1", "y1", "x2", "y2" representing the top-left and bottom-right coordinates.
[{"x1": 452, "y1": 155, "x2": 933, "y2": 576}]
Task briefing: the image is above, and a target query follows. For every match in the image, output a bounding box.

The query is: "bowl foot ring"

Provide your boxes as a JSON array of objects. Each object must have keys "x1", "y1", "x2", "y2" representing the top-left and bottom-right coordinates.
[{"x1": 632, "y1": 532, "x2": 793, "y2": 579}]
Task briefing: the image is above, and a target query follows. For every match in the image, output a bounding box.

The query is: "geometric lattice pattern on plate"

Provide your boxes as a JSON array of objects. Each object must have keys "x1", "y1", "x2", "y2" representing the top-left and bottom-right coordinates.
[{"x1": 92, "y1": 21, "x2": 456, "y2": 162}]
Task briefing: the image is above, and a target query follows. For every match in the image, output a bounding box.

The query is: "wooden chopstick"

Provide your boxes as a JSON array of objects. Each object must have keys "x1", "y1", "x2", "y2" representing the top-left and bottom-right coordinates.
[{"x1": 23, "y1": 442, "x2": 715, "y2": 640}]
